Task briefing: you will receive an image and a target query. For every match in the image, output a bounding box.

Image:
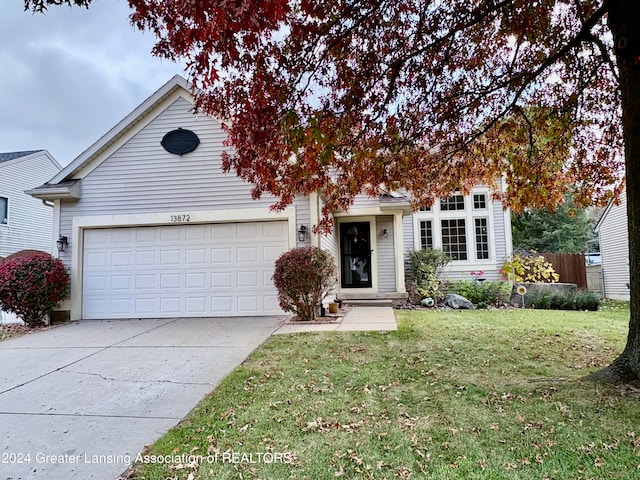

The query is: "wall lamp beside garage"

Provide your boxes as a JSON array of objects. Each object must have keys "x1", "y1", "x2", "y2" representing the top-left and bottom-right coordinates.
[
  {"x1": 297, "y1": 225, "x2": 308, "y2": 242},
  {"x1": 57, "y1": 235, "x2": 68, "y2": 252}
]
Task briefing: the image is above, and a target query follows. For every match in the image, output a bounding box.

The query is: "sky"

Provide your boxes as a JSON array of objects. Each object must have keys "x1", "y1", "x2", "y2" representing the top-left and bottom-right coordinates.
[{"x1": 0, "y1": 1, "x2": 187, "y2": 166}]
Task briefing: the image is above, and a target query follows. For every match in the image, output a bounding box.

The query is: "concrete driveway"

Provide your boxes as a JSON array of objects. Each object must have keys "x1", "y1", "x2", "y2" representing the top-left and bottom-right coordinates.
[{"x1": 0, "y1": 317, "x2": 283, "y2": 480}]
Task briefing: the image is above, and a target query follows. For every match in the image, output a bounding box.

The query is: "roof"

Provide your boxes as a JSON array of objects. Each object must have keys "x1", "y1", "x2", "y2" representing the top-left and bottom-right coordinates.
[
  {"x1": 594, "y1": 186, "x2": 626, "y2": 232},
  {"x1": 0, "y1": 150, "x2": 44, "y2": 164}
]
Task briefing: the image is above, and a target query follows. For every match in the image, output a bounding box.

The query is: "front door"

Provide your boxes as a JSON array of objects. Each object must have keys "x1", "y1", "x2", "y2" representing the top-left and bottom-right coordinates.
[{"x1": 340, "y1": 222, "x2": 372, "y2": 288}]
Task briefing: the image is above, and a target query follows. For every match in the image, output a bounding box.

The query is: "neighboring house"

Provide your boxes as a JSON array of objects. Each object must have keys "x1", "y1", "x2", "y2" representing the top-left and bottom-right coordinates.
[
  {"x1": 0, "y1": 150, "x2": 62, "y2": 324},
  {"x1": 0, "y1": 150, "x2": 61, "y2": 257},
  {"x1": 28, "y1": 75, "x2": 512, "y2": 321},
  {"x1": 595, "y1": 188, "x2": 630, "y2": 301}
]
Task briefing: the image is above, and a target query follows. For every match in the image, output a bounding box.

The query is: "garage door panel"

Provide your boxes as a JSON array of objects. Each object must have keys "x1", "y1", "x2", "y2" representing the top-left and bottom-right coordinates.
[
  {"x1": 160, "y1": 228, "x2": 182, "y2": 242},
  {"x1": 134, "y1": 297, "x2": 155, "y2": 314},
  {"x1": 160, "y1": 297, "x2": 181, "y2": 313},
  {"x1": 135, "y1": 274, "x2": 156, "y2": 289},
  {"x1": 84, "y1": 274, "x2": 108, "y2": 292},
  {"x1": 136, "y1": 251, "x2": 156, "y2": 266},
  {"x1": 112, "y1": 229, "x2": 133, "y2": 243},
  {"x1": 185, "y1": 248, "x2": 207, "y2": 264},
  {"x1": 212, "y1": 272, "x2": 233, "y2": 288},
  {"x1": 82, "y1": 221, "x2": 288, "y2": 319},
  {"x1": 211, "y1": 224, "x2": 234, "y2": 239},
  {"x1": 185, "y1": 297, "x2": 207, "y2": 313},
  {"x1": 160, "y1": 250, "x2": 181, "y2": 265},
  {"x1": 185, "y1": 273, "x2": 206, "y2": 289},
  {"x1": 111, "y1": 275, "x2": 131, "y2": 290},
  {"x1": 237, "y1": 296, "x2": 259, "y2": 313},
  {"x1": 212, "y1": 248, "x2": 232, "y2": 263},
  {"x1": 237, "y1": 271, "x2": 259, "y2": 288},
  {"x1": 85, "y1": 252, "x2": 108, "y2": 267},
  {"x1": 212, "y1": 297, "x2": 233, "y2": 313}
]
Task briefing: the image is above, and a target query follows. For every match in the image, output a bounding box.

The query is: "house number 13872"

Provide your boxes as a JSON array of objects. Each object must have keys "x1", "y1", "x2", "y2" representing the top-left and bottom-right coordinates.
[{"x1": 170, "y1": 214, "x2": 191, "y2": 222}]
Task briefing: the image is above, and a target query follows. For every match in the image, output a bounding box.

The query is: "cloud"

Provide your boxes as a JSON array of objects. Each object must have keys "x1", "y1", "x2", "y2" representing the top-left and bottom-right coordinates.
[{"x1": 0, "y1": 0, "x2": 185, "y2": 165}]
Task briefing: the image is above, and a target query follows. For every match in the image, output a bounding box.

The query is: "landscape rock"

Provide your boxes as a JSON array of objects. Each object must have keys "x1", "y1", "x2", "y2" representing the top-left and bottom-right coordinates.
[{"x1": 444, "y1": 293, "x2": 475, "y2": 309}]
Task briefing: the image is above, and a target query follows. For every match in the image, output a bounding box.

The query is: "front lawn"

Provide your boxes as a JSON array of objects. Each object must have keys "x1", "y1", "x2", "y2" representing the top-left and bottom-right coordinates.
[{"x1": 129, "y1": 305, "x2": 640, "y2": 480}]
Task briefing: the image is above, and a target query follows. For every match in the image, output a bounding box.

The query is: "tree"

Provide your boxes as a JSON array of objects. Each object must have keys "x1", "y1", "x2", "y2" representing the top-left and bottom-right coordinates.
[
  {"x1": 23, "y1": 0, "x2": 640, "y2": 382},
  {"x1": 512, "y1": 195, "x2": 595, "y2": 254}
]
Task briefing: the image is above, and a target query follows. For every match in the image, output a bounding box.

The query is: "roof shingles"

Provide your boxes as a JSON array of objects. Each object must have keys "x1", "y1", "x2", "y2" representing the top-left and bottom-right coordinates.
[{"x1": 0, "y1": 150, "x2": 43, "y2": 164}]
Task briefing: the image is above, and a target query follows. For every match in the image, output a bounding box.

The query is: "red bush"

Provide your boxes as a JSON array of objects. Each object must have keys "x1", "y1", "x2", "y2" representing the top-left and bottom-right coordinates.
[
  {"x1": 0, "y1": 253, "x2": 69, "y2": 327},
  {"x1": 273, "y1": 247, "x2": 336, "y2": 321}
]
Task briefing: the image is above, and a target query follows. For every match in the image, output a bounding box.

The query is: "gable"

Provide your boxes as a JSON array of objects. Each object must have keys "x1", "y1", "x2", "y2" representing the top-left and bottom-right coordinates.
[{"x1": 56, "y1": 94, "x2": 287, "y2": 219}]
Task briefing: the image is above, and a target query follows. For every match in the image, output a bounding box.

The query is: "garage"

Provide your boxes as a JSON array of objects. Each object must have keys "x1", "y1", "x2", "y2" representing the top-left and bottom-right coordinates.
[{"x1": 81, "y1": 221, "x2": 289, "y2": 319}]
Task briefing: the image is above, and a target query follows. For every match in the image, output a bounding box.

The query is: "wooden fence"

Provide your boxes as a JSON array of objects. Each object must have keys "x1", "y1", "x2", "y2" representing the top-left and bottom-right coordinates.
[{"x1": 541, "y1": 253, "x2": 587, "y2": 289}]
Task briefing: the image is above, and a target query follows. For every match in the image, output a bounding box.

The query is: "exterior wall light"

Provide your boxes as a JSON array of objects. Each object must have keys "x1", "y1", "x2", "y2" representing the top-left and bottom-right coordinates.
[
  {"x1": 57, "y1": 235, "x2": 68, "y2": 252},
  {"x1": 382, "y1": 228, "x2": 389, "y2": 238},
  {"x1": 297, "y1": 225, "x2": 308, "y2": 242}
]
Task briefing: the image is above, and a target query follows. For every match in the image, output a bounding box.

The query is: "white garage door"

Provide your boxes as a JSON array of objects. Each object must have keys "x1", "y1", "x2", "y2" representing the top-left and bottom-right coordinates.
[{"x1": 82, "y1": 221, "x2": 289, "y2": 319}]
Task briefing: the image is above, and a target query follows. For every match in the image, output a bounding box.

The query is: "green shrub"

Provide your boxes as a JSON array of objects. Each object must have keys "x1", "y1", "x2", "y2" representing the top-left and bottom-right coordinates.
[
  {"x1": 525, "y1": 289, "x2": 600, "y2": 311},
  {"x1": 0, "y1": 253, "x2": 69, "y2": 327},
  {"x1": 449, "y1": 280, "x2": 512, "y2": 307},
  {"x1": 501, "y1": 252, "x2": 559, "y2": 283},
  {"x1": 273, "y1": 247, "x2": 336, "y2": 321},
  {"x1": 406, "y1": 248, "x2": 450, "y2": 302}
]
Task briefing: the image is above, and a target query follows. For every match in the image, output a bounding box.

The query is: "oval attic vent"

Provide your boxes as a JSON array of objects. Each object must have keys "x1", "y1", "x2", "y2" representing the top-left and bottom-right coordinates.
[{"x1": 161, "y1": 128, "x2": 200, "y2": 155}]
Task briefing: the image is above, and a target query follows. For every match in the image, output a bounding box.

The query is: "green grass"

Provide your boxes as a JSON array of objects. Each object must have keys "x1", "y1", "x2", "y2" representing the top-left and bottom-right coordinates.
[{"x1": 130, "y1": 304, "x2": 640, "y2": 480}]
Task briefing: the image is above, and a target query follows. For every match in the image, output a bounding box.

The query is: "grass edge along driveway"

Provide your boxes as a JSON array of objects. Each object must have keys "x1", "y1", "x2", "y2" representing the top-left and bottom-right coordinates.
[{"x1": 130, "y1": 306, "x2": 640, "y2": 480}]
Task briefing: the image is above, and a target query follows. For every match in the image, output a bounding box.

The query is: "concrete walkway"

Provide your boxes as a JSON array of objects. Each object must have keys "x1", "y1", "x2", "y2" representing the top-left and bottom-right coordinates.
[{"x1": 274, "y1": 306, "x2": 397, "y2": 334}]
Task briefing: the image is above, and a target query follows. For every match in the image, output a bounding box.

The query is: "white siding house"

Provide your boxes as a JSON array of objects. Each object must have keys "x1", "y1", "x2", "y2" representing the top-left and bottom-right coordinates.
[
  {"x1": 0, "y1": 150, "x2": 62, "y2": 324},
  {"x1": 29, "y1": 75, "x2": 512, "y2": 321},
  {"x1": 595, "y1": 189, "x2": 630, "y2": 301},
  {"x1": 0, "y1": 150, "x2": 61, "y2": 258}
]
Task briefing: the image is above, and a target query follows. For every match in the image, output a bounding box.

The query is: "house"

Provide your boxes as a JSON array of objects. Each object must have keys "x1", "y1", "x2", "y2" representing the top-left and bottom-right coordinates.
[
  {"x1": 1, "y1": 150, "x2": 62, "y2": 324},
  {"x1": 595, "y1": 188, "x2": 629, "y2": 301},
  {"x1": 28, "y1": 75, "x2": 512, "y2": 321},
  {"x1": 0, "y1": 150, "x2": 61, "y2": 258}
]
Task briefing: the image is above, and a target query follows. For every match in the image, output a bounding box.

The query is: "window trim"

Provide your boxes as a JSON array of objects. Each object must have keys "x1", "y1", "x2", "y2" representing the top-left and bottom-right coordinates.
[
  {"x1": 413, "y1": 188, "x2": 495, "y2": 264},
  {"x1": 0, "y1": 196, "x2": 8, "y2": 226}
]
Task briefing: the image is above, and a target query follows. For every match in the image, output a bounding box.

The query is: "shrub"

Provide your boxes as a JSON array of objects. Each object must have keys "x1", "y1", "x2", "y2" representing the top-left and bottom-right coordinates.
[
  {"x1": 501, "y1": 252, "x2": 559, "y2": 283},
  {"x1": 0, "y1": 253, "x2": 69, "y2": 327},
  {"x1": 406, "y1": 248, "x2": 450, "y2": 302},
  {"x1": 273, "y1": 247, "x2": 336, "y2": 321},
  {"x1": 525, "y1": 289, "x2": 600, "y2": 311},
  {"x1": 448, "y1": 280, "x2": 512, "y2": 307}
]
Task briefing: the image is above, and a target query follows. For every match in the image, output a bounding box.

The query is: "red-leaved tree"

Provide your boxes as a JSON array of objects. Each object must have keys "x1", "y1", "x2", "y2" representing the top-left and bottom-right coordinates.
[{"x1": 22, "y1": 0, "x2": 640, "y2": 382}]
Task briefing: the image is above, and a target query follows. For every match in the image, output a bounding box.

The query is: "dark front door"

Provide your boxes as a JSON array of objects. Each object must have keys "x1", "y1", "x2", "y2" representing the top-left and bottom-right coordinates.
[{"x1": 340, "y1": 222, "x2": 372, "y2": 288}]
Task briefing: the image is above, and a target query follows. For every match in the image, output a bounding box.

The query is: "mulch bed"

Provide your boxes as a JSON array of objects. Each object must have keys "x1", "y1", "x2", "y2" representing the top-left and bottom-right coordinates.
[{"x1": 0, "y1": 323, "x2": 51, "y2": 342}]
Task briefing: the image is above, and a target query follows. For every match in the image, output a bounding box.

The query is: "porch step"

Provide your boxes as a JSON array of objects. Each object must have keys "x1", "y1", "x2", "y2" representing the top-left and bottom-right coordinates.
[{"x1": 339, "y1": 299, "x2": 394, "y2": 307}]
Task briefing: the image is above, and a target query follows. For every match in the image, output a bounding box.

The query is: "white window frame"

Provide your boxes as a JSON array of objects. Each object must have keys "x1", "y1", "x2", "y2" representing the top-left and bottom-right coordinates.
[
  {"x1": 413, "y1": 188, "x2": 496, "y2": 265},
  {"x1": 0, "y1": 197, "x2": 8, "y2": 226}
]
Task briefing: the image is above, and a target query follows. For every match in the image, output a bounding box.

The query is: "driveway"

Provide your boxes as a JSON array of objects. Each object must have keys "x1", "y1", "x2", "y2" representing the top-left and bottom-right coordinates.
[{"x1": 0, "y1": 317, "x2": 283, "y2": 479}]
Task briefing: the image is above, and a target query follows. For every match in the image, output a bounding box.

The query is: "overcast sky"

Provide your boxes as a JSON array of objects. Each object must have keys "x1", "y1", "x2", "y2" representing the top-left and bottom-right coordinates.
[{"x1": 0, "y1": 1, "x2": 187, "y2": 166}]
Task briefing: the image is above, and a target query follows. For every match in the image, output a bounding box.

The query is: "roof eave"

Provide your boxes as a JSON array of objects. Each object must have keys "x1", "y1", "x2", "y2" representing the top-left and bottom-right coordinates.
[{"x1": 26, "y1": 180, "x2": 82, "y2": 200}]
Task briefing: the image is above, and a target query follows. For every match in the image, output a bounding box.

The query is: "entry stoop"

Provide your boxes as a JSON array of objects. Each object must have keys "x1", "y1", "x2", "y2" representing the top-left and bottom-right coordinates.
[
  {"x1": 337, "y1": 293, "x2": 407, "y2": 308},
  {"x1": 341, "y1": 299, "x2": 393, "y2": 307}
]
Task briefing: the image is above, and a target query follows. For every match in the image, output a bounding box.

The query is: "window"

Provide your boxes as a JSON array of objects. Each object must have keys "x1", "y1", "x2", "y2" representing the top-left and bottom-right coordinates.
[
  {"x1": 475, "y1": 218, "x2": 489, "y2": 260},
  {"x1": 419, "y1": 220, "x2": 433, "y2": 249},
  {"x1": 415, "y1": 189, "x2": 493, "y2": 263},
  {"x1": 0, "y1": 197, "x2": 7, "y2": 225},
  {"x1": 441, "y1": 219, "x2": 467, "y2": 260},
  {"x1": 440, "y1": 194, "x2": 465, "y2": 211},
  {"x1": 473, "y1": 193, "x2": 487, "y2": 210}
]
